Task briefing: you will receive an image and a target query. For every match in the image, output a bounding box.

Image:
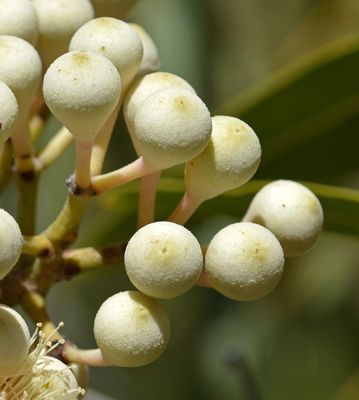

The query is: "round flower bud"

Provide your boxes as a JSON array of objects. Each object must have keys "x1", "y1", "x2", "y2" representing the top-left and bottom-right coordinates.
[
  {"x1": 124, "y1": 72, "x2": 195, "y2": 134},
  {"x1": 33, "y1": 357, "x2": 80, "y2": 400},
  {"x1": 243, "y1": 180, "x2": 324, "y2": 257},
  {"x1": 205, "y1": 222, "x2": 284, "y2": 301},
  {"x1": 0, "y1": 305, "x2": 30, "y2": 375},
  {"x1": 92, "y1": 0, "x2": 138, "y2": 19},
  {"x1": 0, "y1": 36, "x2": 42, "y2": 114},
  {"x1": 0, "y1": 0, "x2": 39, "y2": 45},
  {"x1": 129, "y1": 23, "x2": 160, "y2": 77},
  {"x1": 94, "y1": 291, "x2": 170, "y2": 367},
  {"x1": 0, "y1": 209, "x2": 23, "y2": 280},
  {"x1": 125, "y1": 221, "x2": 203, "y2": 299},
  {"x1": 32, "y1": 0, "x2": 94, "y2": 67},
  {"x1": 185, "y1": 116, "x2": 261, "y2": 201},
  {"x1": 70, "y1": 17, "x2": 143, "y2": 90},
  {"x1": 0, "y1": 82, "x2": 19, "y2": 146},
  {"x1": 133, "y1": 88, "x2": 212, "y2": 170},
  {"x1": 43, "y1": 51, "x2": 121, "y2": 141}
]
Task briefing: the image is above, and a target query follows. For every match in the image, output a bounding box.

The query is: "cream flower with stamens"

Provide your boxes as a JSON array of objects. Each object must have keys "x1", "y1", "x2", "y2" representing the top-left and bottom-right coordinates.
[{"x1": 0, "y1": 313, "x2": 84, "y2": 400}]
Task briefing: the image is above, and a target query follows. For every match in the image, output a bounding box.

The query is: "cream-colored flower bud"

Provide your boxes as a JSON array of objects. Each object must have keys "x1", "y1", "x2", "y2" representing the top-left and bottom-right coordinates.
[
  {"x1": 32, "y1": 0, "x2": 94, "y2": 67},
  {"x1": 129, "y1": 23, "x2": 160, "y2": 77},
  {"x1": 243, "y1": 180, "x2": 324, "y2": 257},
  {"x1": 91, "y1": 0, "x2": 138, "y2": 19},
  {"x1": 205, "y1": 222, "x2": 284, "y2": 301},
  {"x1": 94, "y1": 291, "x2": 170, "y2": 367},
  {"x1": 34, "y1": 357, "x2": 80, "y2": 400},
  {"x1": 43, "y1": 51, "x2": 121, "y2": 141},
  {"x1": 124, "y1": 72, "x2": 195, "y2": 135},
  {"x1": 70, "y1": 17, "x2": 142, "y2": 90},
  {"x1": 0, "y1": 82, "x2": 19, "y2": 146},
  {"x1": 185, "y1": 116, "x2": 261, "y2": 201},
  {"x1": 0, "y1": 36, "x2": 42, "y2": 114},
  {"x1": 0, "y1": 305, "x2": 30, "y2": 375},
  {"x1": 125, "y1": 221, "x2": 203, "y2": 299},
  {"x1": 0, "y1": 209, "x2": 23, "y2": 280},
  {"x1": 134, "y1": 88, "x2": 212, "y2": 170},
  {"x1": 0, "y1": 0, "x2": 39, "y2": 45}
]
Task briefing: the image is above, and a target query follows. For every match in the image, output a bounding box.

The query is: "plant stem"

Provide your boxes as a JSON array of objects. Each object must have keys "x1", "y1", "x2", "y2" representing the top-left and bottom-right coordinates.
[
  {"x1": 137, "y1": 171, "x2": 161, "y2": 228},
  {"x1": 22, "y1": 235, "x2": 55, "y2": 257},
  {"x1": 91, "y1": 156, "x2": 156, "y2": 194},
  {"x1": 29, "y1": 115, "x2": 45, "y2": 143},
  {"x1": 75, "y1": 140, "x2": 93, "y2": 189},
  {"x1": 167, "y1": 191, "x2": 203, "y2": 225},
  {"x1": 63, "y1": 346, "x2": 109, "y2": 367},
  {"x1": 21, "y1": 291, "x2": 61, "y2": 339},
  {"x1": 45, "y1": 194, "x2": 90, "y2": 247},
  {"x1": 61, "y1": 243, "x2": 126, "y2": 274},
  {"x1": 16, "y1": 174, "x2": 39, "y2": 235},
  {"x1": 0, "y1": 141, "x2": 13, "y2": 192},
  {"x1": 90, "y1": 101, "x2": 121, "y2": 176},
  {"x1": 38, "y1": 127, "x2": 73, "y2": 169}
]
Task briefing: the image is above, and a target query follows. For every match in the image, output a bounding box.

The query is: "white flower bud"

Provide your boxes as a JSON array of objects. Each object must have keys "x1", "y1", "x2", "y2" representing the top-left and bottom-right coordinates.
[
  {"x1": 70, "y1": 17, "x2": 143, "y2": 90},
  {"x1": 32, "y1": 0, "x2": 94, "y2": 67},
  {"x1": 43, "y1": 51, "x2": 121, "y2": 141},
  {"x1": 94, "y1": 291, "x2": 170, "y2": 367},
  {"x1": 0, "y1": 305, "x2": 30, "y2": 375},
  {"x1": 0, "y1": 209, "x2": 23, "y2": 280},
  {"x1": 0, "y1": 0, "x2": 39, "y2": 45},
  {"x1": 91, "y1": 0, "x2": 138, "y2": 19},
  {"x1": 205, "y1": 222, "x2": 284, "y2": 301},
  {"x1": 185, "y1": 116, "x2": 261, "y2": 201},
  {"x1": 0, "y1": 82, "x2": 19, "y2": 146},
  {"x1": 133, "y1": 88, "x2": 212, "y2": 170},
  {"x1": 129, "y1": 23, "x2": 161, "y2": 77},
  {"x1": 124, "y1": 72, "x2": 195, "y2": 135},
  {"x1": 125, "y1": 221, "x2": 203, "y2": 299},
  {"x1": 0, "y1": 36, "x2": 42, "y2": 114},
  {"x1": 243, "y1": 180, "x2": 324, "y2": 257}
]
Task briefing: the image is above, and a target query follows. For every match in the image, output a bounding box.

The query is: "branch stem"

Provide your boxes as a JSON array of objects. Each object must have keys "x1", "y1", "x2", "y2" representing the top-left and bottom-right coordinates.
[
  {"x1": 38, "y1": 127, "x2": 73, "y2": 169},
  {"x1": 167, "y1": 191, "x2": 203, "y2": 225},
  {"x1": 63, "y1": 346, "x2": 110, "y2": 367},
  {"x1": 137, "y1": 171, "x2": 161, "y2": 228},
  {"x1": 75, "y1": 140, "x2": 93, "y2": 189}
]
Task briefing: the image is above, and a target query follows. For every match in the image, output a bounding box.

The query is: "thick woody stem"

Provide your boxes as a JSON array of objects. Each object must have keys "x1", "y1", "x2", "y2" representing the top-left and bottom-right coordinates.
[
  {"x1": 137, "y1": 171, "x2": 161, "y2": 228},
  {"x1": 167, "y1": 191, "x2": 203, "y2": 225},
  {"x1": 91, "y1": 156, "x2": 156, "y2": 194},
  {"x1": 38, "y1": 127, "x2": 74, "y2": 169}
]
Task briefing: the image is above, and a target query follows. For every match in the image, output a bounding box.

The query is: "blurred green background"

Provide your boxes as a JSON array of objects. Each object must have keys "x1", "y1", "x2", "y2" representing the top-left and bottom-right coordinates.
[{"x1": 2, "y1": 0, "x2": 359, "y2": 399}]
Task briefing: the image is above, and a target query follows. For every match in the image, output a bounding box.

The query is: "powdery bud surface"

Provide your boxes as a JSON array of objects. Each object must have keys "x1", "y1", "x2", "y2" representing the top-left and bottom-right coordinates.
[
  {"x1": 0, "y1": 209, "x2": 23, "y2": 280},
  {"x1": 125, "y1": 221, "x2": 203, "y2": 299},
  {"x1": 92, "y1": 0, "x2": 139, "y2": 19},
  {"x1": 0, "y1": 305, "x2": 30, "y2": 375},
  {"x1": 243, "y1": 180, "x2": 324, "y2": 257},
  {"x1": 43, "y1": 51, "x2": 121, "y2": 141},
  {"x1": 129, "y1": 23, "x2": 161, "y2": 77},
  {"x1": 134, "y1": 88, "x2": 212, "y2": 169},
  {"x1": 185, "y1": 115, "x2": 261, "y2": 201},
  {"x1": 0, "y1": 82, "x2": 19, "y2": 146},
  {"x1": 70, "y1": 17, "x2": 143, "y2": 90},
  {"x1": 0, "y1": 0, "x2": 39, "y2": 45},
  {"x1": 205, "y1": 222, "x2": 284, "y2": 301},
  {"x1": 0, "y1": 36, "x2": 42, "y2": 113},
  {"x1": 32, "y1": 0, "x2": 94, "y2": 67},
  {"x1": 124, "y1": 72, "x2": 195, "y2": 133},
  {"x1": 94, "y1": 291, "x2": 170, "y2": 367}
]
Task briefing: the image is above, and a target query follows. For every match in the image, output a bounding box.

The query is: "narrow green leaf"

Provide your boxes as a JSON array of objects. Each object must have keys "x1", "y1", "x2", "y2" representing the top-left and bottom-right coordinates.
[{"x1": 216, "y1": 36, "x2": 359, "y2": 173}]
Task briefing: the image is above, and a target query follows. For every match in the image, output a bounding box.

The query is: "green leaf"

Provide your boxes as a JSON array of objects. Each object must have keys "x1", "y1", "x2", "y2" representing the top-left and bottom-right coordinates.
[
  {"x1": 216, "y1": 36, "x2": 359, "y2": 181},
  {"x1": 98, "y1": 178, "x2": 359, "y2": 237}
]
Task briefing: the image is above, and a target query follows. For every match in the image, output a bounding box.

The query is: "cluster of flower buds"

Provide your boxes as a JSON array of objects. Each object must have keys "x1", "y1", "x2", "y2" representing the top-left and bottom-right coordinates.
[{"x1": 0, "y1": 0, "x2": 324, "y2": 395}]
